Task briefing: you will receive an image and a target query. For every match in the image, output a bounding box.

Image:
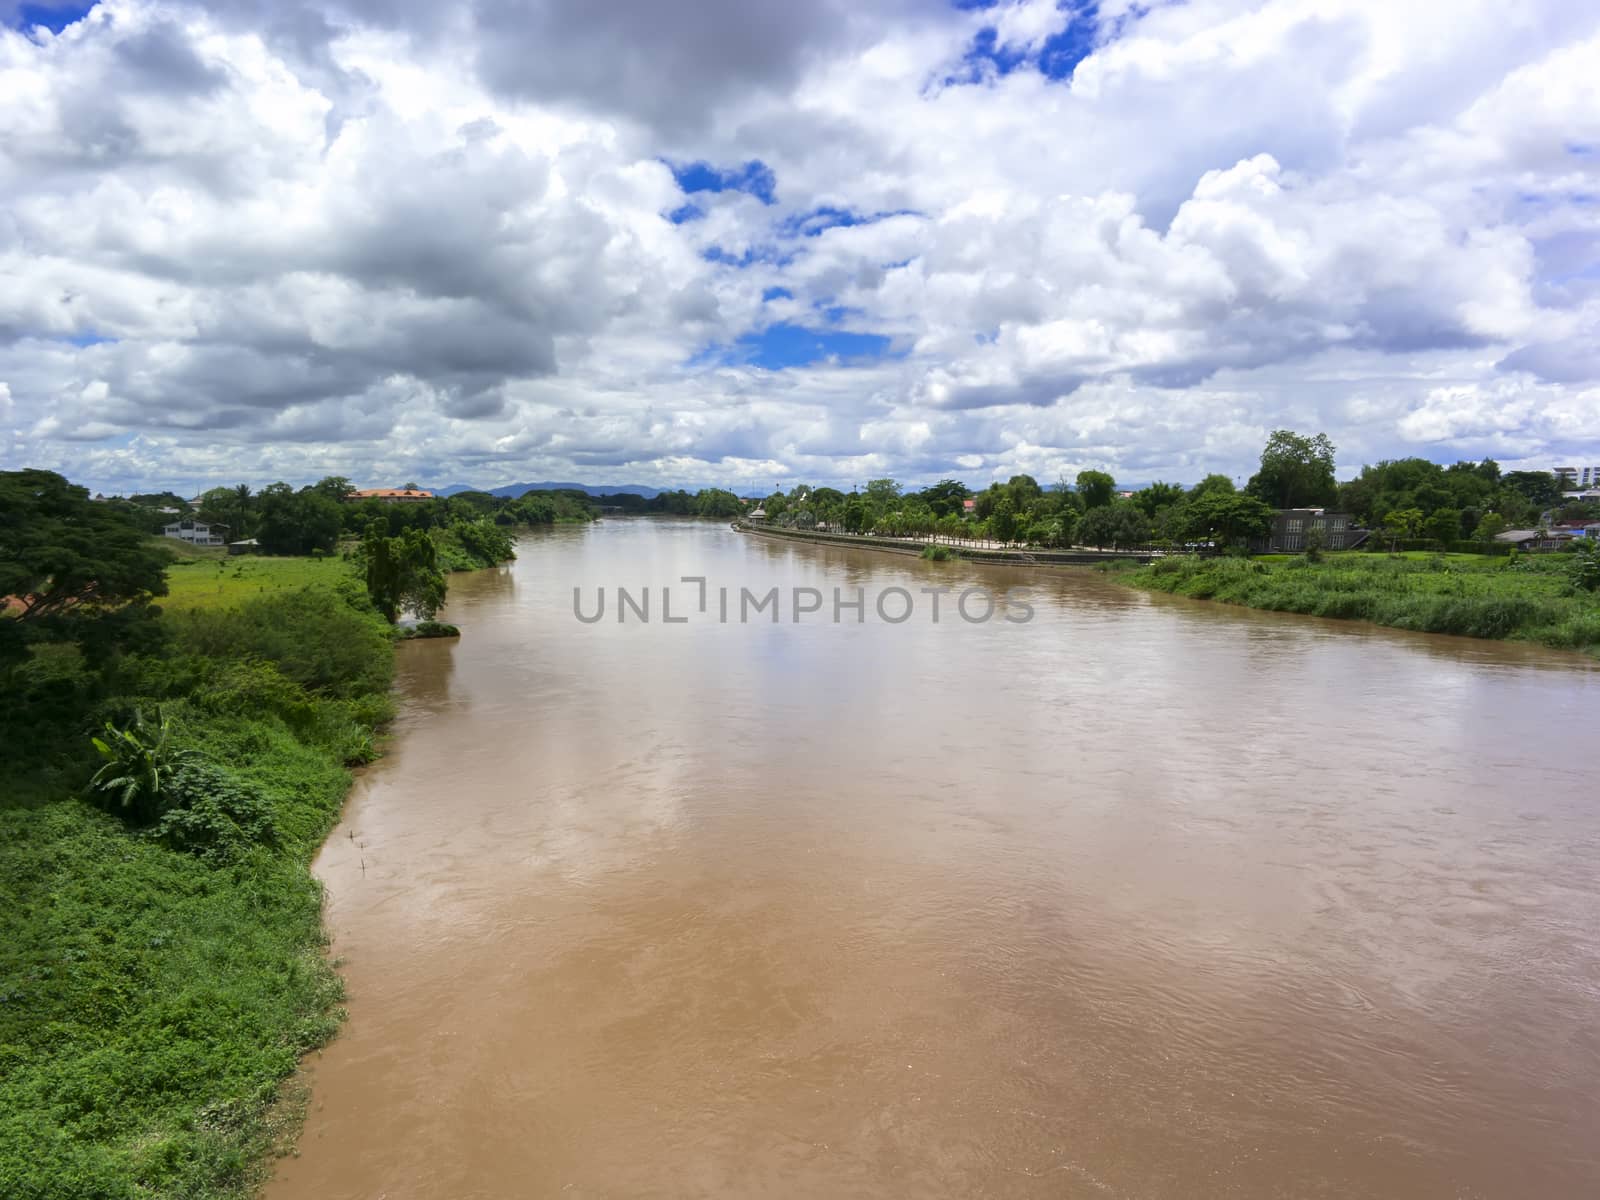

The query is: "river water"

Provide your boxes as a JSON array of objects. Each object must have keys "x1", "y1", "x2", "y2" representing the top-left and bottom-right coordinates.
[{"x1": 268, "y1": 520, "x2": 1600, "y2": 1199}]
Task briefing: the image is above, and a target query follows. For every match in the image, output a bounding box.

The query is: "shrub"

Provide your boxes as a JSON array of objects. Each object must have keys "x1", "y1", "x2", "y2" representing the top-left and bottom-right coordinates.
[
  {"x1": 152, "y1": 761, "x2": 278, "y2": 864},
  {"x1": 172, "y1": 586, "x2": 393, "y2": 697}
]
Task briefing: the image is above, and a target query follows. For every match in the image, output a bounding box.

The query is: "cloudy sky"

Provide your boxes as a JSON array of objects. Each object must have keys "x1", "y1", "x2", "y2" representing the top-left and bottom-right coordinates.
[{"x1": 2, "y1": 0, "x2": 1598, "y2": 494}]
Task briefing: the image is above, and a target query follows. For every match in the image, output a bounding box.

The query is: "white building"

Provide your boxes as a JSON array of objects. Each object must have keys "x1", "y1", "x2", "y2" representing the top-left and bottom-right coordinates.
[{"x1": 162, "y1": 519, "x2": 227, "y2": 547}]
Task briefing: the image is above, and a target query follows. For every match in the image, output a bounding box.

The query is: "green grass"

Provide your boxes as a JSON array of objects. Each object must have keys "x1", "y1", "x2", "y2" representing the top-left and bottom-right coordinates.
[
  {"x1": 1128, "y1": 552, "x2": 1600, "y2": 652},
  {"x1": 0, "y1": 586, "x2": 396, "y2": 1199},
  {"x1": 159, "y1": 548, "x2": 356, "y2": 613}
]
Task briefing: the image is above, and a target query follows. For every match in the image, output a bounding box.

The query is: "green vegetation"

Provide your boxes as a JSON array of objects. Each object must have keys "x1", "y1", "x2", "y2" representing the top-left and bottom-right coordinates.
[
  {"x1": 919, "y1": 543, "x2": 958, "y2": 561},
  {"x1": 0, "y1": 469, "x2": 418, "y2": 1198},
  {"x1": 160, "y1": 552, "x2": 353, "y2": 614},
  {"x1": 1129, "y1": 553, "x2": 1600, "y2": 652}
]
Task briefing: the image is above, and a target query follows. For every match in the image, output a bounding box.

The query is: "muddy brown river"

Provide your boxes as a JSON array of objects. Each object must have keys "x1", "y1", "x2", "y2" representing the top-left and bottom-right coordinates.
[{"x1": 268, "y1": 519, "x2": 1600, "y2": 1199}]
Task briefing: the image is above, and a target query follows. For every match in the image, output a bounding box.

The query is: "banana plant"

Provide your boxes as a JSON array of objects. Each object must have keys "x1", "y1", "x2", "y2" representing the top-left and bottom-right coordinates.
[{"x1": 89, "y1": 709, "x2": 199, "y2": 824}]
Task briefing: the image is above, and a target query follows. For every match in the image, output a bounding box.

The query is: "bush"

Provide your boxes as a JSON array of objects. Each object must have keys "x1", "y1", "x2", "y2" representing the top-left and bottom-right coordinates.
[
  {"x1": 172, "y1": 585, "x2": 393, "y2": 697},
  {"x1": 152, "y1": 761, "x2": 278, "y2": 864}
]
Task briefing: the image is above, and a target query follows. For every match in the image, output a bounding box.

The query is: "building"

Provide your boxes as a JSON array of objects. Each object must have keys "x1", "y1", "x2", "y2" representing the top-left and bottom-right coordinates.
[
  {"x1": 962, "y1": 498, "x2": 977, "y2": 517},
  {"x1": 1494, "y1": 528, "x2": 1579, "y2": 552},
  {"x1": 227, "y1": 538, "x2": 260, "y2": 556},
  {"x1": 162, "y1": 519, "x2": 227, "y2": 547},
  {"x1": 1251, "y1": 509, "x2": 1365, "y2": 553},
  {"x1": 1555, "y1": 467, "x2": 1579, "y2": 488},
  {"x1": 349, "y1": 487, "x2": 434, "y2": 503}
]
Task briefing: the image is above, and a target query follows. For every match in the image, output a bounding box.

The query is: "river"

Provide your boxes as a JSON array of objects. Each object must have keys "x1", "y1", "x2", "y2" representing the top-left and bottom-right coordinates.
[{"x1": 267, "y1": 519, "x2": 1600, "y2": 1199}]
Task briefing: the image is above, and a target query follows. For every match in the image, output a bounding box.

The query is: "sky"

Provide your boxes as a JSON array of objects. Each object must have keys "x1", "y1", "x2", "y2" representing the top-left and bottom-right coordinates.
[{"x1": 1, "y1": 0, "x2": 1598, "y2": 495}]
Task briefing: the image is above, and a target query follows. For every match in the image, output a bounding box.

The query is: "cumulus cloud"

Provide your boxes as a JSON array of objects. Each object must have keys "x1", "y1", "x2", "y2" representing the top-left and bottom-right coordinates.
[{"x1": 2, "y1": 0, "x2": 1599, "y2": 494}]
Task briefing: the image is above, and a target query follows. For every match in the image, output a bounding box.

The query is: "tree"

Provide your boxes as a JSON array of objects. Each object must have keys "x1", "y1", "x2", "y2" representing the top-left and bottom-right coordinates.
[
  {"x1": 1380, "y1": 507, "x2": 1426, "y2": 550},
  {"x1": 1246, "y1": 430, "x2": 1337, "y2": 509},
  {"x1": 1470, "y1": 511, "x2": 1505, "y2": 542},
  {"x1": 1132, "y1": 481, "x2": 1185, "y2": 517},
  {"x1": 1076, "y1": 470, "x2": 1115, "y2": 509},
  {"x1": 1110, "y1": 503, "x2": 1151, "y2": 548},
  {"x1": 1078, "y1": 506, "x2": 1117, "y2": 548},
  {"x1": 1501, "y1": 470, "x2": 1562, "y2": 509},
  {"x1": 1425, "y1": 507, "x2": 1461, "y2": 550},
  {"x1": 989, "y1": 497, "x2": 1018, "y2": 545},
  {"x1": 1189, "y1": 473, "x2": 1236, "y2": 501},
  {"x1": 361, "y1": 520, "x2": 447, "y2": 623},
  {"x1": 1178, "y1": 491, "x2": 1275, "y2": 549},
  {"x1": 693, "y1": 489, "x2": 743, "y2": 519},
  {"x1": 311, "y1": 476, "x2": 356, "y2": 503},
  {"x1": 0, "y1": 469, "x2": 171, "y2": 665},
  {"x1": 917, "y1": 479, "x2": 970, "y2": 518}
]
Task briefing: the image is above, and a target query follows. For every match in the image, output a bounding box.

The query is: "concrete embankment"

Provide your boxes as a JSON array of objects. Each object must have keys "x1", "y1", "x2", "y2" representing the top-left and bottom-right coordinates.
[{"x1": 732, "y1": 521, "x2": 1155, "y2": 566}]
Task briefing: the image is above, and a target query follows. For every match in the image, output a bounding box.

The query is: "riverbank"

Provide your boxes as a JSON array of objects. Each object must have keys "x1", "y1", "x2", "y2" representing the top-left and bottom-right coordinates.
[
  {"x1": 1124, "y1": 552, "x2": 1600, "y2": 653},
  {"x1": 0, "y1": 540, "x2": 510, "y2": 1198},
  {"x1": 734, "y1": 520, "x2": 1155, "y2": 565}
]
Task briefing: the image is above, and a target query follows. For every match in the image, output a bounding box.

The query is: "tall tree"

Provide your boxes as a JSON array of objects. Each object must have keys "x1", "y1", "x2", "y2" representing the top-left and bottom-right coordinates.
[
  {"x1": 0, "y1": 469, "x2": 171, "y2": 665},
  {"x1": 1076, "y1": 470, "x2": 1115, "y2": 509},
  {"x1": 361, "y1": 521, "x2": 447, "y2": 623},
  {"x1": 1246, "y1": 430, "x2": 1337, "y2": 509}
]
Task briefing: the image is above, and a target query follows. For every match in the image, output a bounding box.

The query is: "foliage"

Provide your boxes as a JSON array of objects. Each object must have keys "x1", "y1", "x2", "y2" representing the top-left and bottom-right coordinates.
[
  {"x1": 1176, "y1": 491, "x2": 1275, "y2": 549},
  {"x1": 1131, "y1": 554, "x2": 1600, "y2": 651},
  {"x1": 400, "y1": 620, "x2": 462, "y2": 639},
  {"x1": 1569, "y1": 539, "x2": 1600, "y2": 593},
  {"x1": 0, "y1": 470, "x2": 171, "y2": 664},
  {"x1": 88, "y1": 709, "x2": 199, "y2": 824},
  {"x1": 172, "y1": 584, "x2": 395, "y2": 697},
  {"x1": 1246, "y1": 430, "x2": 1338, "y2": 508},
  {"x1": 1075, "y1": 469, "x2": 1115, "y2": 509},
  {"x1": 151, "y1": 761, "x2": 279, "y2": 864},
  {"x1": 920, "y1": 543, "x2": 957, "y2": 561},
  {"x1": 360, "y1": 521, "x2": 447, "y2": 623},
  {"x1": 433, "y1": 519, "x2": 516, "y2": 571},
  {"x1": 692, "y1": 488, "x2": 744, "y2": 519},
  {"x1": 0, "y1": 562, "x2": 399, "y2": 1199}
]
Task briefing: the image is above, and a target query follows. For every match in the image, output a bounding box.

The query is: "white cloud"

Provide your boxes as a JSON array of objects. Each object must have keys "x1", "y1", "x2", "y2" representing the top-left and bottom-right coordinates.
[{"x1": 2, "y1": 0, "x2": 1599, "y2": 495}]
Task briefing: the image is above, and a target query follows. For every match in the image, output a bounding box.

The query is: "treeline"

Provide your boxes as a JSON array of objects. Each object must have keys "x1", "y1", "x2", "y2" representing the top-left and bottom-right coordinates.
[
  {"x1": 101, "y1": 479, "x2": 598, "y2": 556},
  {"x1": 748, "y1": 432, "x2": 1598, "y2": 552},
  {"x1": 1, "y1": 471, "x2": 403, "y2": 1196},
  {"x1": 590, "y1": 488, "x2": 745, "y2": 518}
]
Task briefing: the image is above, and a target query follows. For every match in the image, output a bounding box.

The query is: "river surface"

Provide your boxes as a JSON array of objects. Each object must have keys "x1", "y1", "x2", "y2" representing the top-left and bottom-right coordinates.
[{"x1": 268, "y1": 520, "x2": 1600, "y2": 1199}]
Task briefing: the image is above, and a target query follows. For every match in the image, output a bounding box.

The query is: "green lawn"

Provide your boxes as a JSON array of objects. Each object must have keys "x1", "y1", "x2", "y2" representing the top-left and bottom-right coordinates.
[{"x1": 160, "y1": 547, "x2": 356, "y2": 613}]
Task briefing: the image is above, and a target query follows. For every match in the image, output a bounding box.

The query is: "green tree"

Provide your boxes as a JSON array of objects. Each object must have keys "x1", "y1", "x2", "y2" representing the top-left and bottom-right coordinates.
[
  {"x1": 1189, "y1": 473, "x2": 1237, "y2": 501},
  {"x1": 917, "y1": 479, "x2": 971, "y2": 518},
  {"x1": 1078, "y1": 505, "x2": 1117, "y2": 548},
  {"x1": 1501, "y1": 470, "x2": 1563, "y2": 509},
  {"x1": 1132, "y1": 481, "x2": 1185, "y2": 517},
  {"x1": 1425, "y1": 507, "x2": 1461, "y2": 549},
  {"x1": 1179, "y1": 491, "x2": 1275, "y2": 549},
  {"x1": 0, "y1": 469, "x2": 171, "y2": 666},
  {"x1": 311, "y1": 475, "x2": 356, "y2": 503},
  {"x1": 1380, "y1": 507, "x2": 1426, "y2": 550},
  {"x1": 1246, "y1": 430, "x2": 1337, "y2": 508},
  {"x1": 361, "y1": 520, "x2": 447, "y2": 622},
  {"x1": 989, "y1": 497, "x2": 1018, "y2": 545},
  {"x1": 1110, "y1": 503, "x2": 1152, "y2": 548},
  {"x1": 1076, "y1": 470, "x2": 1115, "y2": 509},
  {"x1": 693, "y1": 489, "x2": 744, "y2": 519}
]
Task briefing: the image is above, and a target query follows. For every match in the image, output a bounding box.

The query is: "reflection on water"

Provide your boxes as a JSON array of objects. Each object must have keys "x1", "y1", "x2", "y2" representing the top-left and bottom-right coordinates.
[{"x1": 270, "y1": 520, "x2": 1600, "y2": 1200}]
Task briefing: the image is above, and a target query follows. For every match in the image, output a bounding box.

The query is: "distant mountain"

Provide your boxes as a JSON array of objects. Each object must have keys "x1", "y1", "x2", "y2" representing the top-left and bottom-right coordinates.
[{"x1": 428, "y1": 481, "x2": 675, "y2": 499}]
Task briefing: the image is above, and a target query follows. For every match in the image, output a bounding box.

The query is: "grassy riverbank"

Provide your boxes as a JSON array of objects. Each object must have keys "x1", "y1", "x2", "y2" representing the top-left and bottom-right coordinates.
[
  {"x1": 0, "y1": 577, "x2": 395, "y2": 1200},
  {"x1": 1126, "y1": 552, "x2": 1600, "y2": 651}
]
